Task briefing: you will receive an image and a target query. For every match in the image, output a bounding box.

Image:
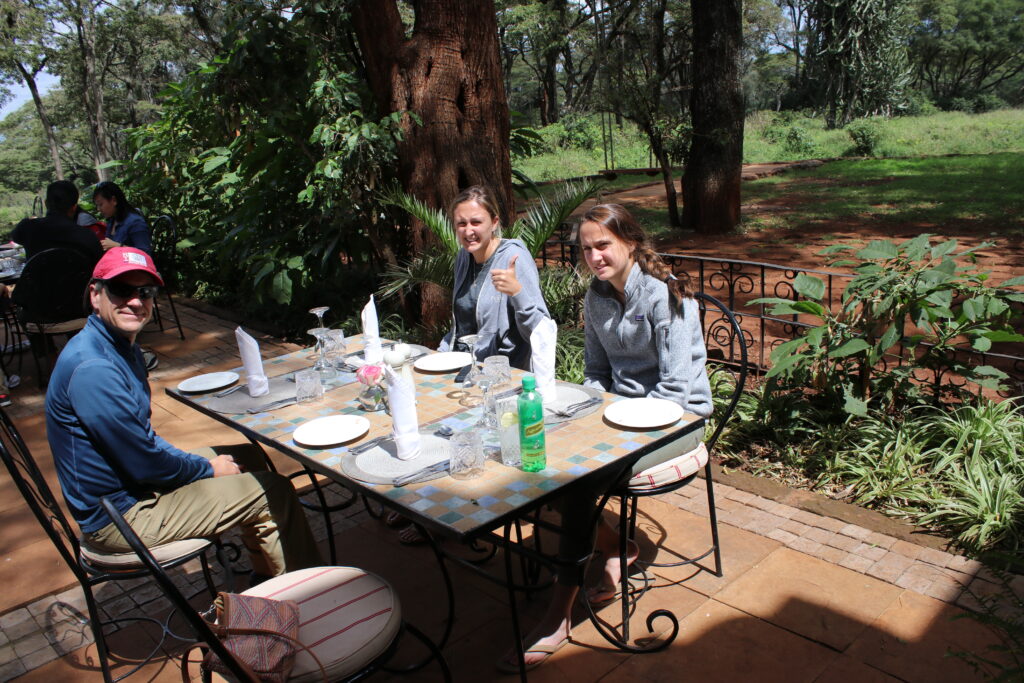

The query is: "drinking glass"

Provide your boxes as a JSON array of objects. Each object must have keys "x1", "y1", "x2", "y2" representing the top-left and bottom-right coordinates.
[
  {"x1": 308, "y1": 328, "x2": 337, "y2": 380},
  {"x1": 496, "y1": 397, "x2": 521, "y2": 467},
  {"x1": 326, "y1": 329, "x2": 347, "y2": 369},
  {"x1": 295, "y1": 369, "x2": 324, "y2": 404},
  {"x1": 477, "y1": 376, "x2": 496, "y2": 428},
  {"x1": 309, "y1": 306, "x2": 329, "y2": 327},
  {"x1": 482, "y1": 355, "x2": 511, "y2": 387},
  {"x1": 449, "y1": 431, "x2": 485, "y2": 480},
  {"x1": 457, "y1": 334, "x2": 482, "y2": 387}
]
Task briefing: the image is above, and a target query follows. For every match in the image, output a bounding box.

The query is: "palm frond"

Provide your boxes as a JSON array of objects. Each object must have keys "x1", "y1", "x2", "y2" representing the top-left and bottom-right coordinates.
[
  {"x1": 377, "y1": 251, "x2": 456, "y2": 299},
  {"x1": 379, "y1": 185, "x2": 460, "y2": 253},
  {"x1": 506, "y1": 179, "x2": 603, "y2": 257}
]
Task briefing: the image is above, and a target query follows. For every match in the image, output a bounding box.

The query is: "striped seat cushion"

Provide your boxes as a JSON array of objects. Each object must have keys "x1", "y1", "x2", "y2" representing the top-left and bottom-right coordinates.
[
  {"x1": 80, "y1": 537, "x2": 211, "y2": 569},
  {"x1": 627, "y1": 443, "x2": 709, "y2": 491},
  {"x1": 244, "y1": 566, "x2": 402, "y2": 682}
]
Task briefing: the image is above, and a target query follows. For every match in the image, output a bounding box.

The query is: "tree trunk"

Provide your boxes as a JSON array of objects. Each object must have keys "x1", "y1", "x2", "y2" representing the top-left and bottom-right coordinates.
[
  {"x1": 68, "y1": 0, "x2": 110, "y2": 180},
  {"x1": 16, "y1": 62, "x2": 64, "y2": 180},
  {"x1": 351, "y1": 0, "x2": 513, "y2": 327},
  {"x1": 683, "y1": 0, "x2": 743, "y2": 234}
]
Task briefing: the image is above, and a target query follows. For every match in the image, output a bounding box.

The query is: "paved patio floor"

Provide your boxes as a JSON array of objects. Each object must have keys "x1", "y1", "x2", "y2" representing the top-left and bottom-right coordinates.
[{"x1": 0, "y1": 299, "x2": 1017, "y2": 681}]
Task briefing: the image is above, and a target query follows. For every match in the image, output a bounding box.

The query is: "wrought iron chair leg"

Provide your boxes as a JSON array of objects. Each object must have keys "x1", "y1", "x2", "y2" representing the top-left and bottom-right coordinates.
[
  {"x1": 704, "y1": 466, "x2": 723, "y2": 577},
  {"x1": 163, "y1": 291, "x2": 185, "y2": 340}
]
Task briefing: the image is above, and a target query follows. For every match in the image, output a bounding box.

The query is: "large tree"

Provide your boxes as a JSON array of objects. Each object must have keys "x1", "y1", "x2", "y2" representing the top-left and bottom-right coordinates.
[
  {"x1": 0, "y1": 0, "x2": 64, "y2": 179},
  {"x1": 351, "y1": 0, "x2": 513, "y2": 324},
  {"x1": 683, "y1": 0, "x2": 743, "y2": 234}
]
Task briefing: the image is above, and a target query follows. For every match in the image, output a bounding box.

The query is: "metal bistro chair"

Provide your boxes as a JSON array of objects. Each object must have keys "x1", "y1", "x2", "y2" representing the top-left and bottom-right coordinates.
[
  {"x1": 149, "y1": 214, "x2": 185, "y2": 340},
  {"x1": 587, "y1": 291, "x2": 749, "y2": 652},
  {"x1": 0, "y1": 408, "x2": 231, "y2": 682},
  {"x1": 100, "y1": 498, "x2": 453, "y2": 682},
  {"x1": 11, "y1": 247, "x2": 93, "y2": 386}
]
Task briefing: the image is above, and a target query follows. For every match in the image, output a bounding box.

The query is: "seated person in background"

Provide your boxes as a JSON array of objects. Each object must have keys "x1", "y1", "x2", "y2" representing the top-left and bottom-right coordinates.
[
  {"x1": 11, "y1": 180, "x2": 103, "y2": 265},
  {"x1": 92, "y1": 181, "x2": 152, "y2": 253},
  {"x1": 76, "y1": 208, "x2": 107, "y2": 242},
  {"x1": 46, "y1": 247, "x2": 322, "y2": 579},
  {"x1": 500, "y1": 204, "x2": 713, "y2": 673}
]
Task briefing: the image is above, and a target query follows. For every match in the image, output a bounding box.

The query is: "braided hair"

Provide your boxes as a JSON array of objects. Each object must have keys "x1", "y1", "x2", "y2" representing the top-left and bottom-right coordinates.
[{"x1": 579, "y1": 203, "x2": 686, "y2": 310}]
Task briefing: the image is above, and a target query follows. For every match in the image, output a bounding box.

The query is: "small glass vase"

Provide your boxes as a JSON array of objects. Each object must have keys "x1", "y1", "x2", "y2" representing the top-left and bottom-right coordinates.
[{"x1": 357, "y1": 384, "x2": 389, "y2": 413}]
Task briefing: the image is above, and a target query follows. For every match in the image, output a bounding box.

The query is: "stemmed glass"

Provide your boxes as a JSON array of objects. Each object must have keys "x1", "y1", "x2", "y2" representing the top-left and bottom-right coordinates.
[
  {"x1": 457, "y1": 334, "x2": 482, "y2": 387},
  {"x1": 307, "y1": 306, "x2": 330, "y2": 361},
  {"x1": 308, "y1": 328, "x2": 337, "y2": 380}
]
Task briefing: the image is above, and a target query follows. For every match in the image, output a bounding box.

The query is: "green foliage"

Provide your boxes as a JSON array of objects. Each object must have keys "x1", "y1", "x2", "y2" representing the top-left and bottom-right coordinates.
[
  {"x1": 121, "y1": 3, "x2": 402, "y2": 331},
  {"x1": 539, "y1": 264, "x2": 590, "y2": 327},
  {"x1": 555, "y1": 326, "x2": 586, "y2": 385},
  {"x1": 752, "y1": 235, "x2": 1024, "y2": 415},
  {"x1": 845, "y1": 119, "x2": 883, "y2": 156},
  {"x1": 377, "y1": 179, "x2": 600, "y2": 299}
]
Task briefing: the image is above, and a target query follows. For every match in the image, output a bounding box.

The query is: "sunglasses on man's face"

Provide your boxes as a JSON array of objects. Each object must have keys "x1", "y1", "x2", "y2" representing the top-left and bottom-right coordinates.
[{"x1": 101, "y1": 280, "x2": 159, "y2": 301}]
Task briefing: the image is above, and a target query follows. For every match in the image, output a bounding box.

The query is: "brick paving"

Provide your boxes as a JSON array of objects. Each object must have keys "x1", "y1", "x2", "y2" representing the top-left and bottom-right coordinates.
[{"x1": 0, "y1": 298, "x2": 1019, "y2": 680}]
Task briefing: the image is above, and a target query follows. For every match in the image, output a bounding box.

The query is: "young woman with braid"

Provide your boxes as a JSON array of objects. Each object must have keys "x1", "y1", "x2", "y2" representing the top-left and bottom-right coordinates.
[{"x1": 499, "y1": 203, "x2": 712, "y2": 673}]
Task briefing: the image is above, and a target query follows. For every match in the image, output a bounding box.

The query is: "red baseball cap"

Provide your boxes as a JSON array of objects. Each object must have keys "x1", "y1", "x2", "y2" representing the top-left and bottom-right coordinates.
[{"x1": 92, "y1": 247, "x2": 164, "y2": 286}]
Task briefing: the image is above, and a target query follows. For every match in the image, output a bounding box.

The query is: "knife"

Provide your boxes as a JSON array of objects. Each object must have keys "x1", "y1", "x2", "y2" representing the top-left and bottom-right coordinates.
[
  {"x1": 393, "y1": 460, "x2": 450, "y2": 487},
  {"x1": 247, "y1": 397, "x2": 297, "y2": 413}
]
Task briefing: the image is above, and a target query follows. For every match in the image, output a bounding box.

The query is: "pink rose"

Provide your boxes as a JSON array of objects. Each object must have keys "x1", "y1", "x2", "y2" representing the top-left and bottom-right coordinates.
[{"x1": 356, "y1": 364, "x2": 384, "y2": 386}]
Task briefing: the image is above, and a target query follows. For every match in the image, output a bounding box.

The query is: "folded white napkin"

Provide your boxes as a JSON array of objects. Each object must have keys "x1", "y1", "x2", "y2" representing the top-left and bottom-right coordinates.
[
  {"x1": 362, "y1": 295, "x2": 384, "y2": 364},
  {"x1": 530, "y1": 317, "x2": 558, "y2": 403},
  {"x1": 235, "y1": 327, "x2": 269, "y2": 397},
  {"x1": 384, "y1": 366, "x2": 420, "y2": 461}
]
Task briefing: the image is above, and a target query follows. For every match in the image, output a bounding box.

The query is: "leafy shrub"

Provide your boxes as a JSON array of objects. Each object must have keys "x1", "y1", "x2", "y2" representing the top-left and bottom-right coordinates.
[
  {"x1": 752, "y1": 235, "x2": 1024, "y2": 417},
  {"x1": 555, "y1": 326, "x2": 585, "y2": 384},
  {"x1": 783, "y1": 125, "x2": 818, "y2": 157},
  {"x1": 973, "y1": 93, "x2": 1006, "y2": 113},
  {"x1": 949, "y1": 96, "x2": 976, "y2": 113},
  {"x1": 903, "y1": 90, "x2": 938, "y2": 116},
  {"x1": 845, "y1": 119, "x2": 882, "y2": 156}
]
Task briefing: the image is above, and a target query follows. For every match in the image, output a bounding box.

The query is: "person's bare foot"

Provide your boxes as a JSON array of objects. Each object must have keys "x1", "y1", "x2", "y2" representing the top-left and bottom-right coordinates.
[
  {"x1": 586, "y1": 539, "x2": 639, "y2": 605},
  {"x1": 497, "y1": 618, "x2": 571, "y2": 672}
]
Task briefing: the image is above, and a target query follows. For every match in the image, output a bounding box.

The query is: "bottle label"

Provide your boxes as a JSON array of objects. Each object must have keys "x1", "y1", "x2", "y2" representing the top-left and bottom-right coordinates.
[{"x1": 523, "y1": 421, "x2": 543, "y2": 438}]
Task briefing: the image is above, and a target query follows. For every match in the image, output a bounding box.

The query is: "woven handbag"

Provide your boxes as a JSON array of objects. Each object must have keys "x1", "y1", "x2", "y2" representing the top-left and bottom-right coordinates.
[{"x1": 181, "y1": 592, "x2": 325, "y2": 683}]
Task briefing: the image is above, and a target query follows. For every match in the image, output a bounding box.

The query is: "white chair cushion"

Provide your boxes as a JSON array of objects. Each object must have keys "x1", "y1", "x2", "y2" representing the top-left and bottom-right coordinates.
[
  {"x1": 627, "y1": 443, "x2": 709, "y2": 491},
  {"x1": 80, "y1": 536, "x2": 212, "y2": 569},
  {"x1": 244, "y1": 566, "x2": 402, "y2": 682}
]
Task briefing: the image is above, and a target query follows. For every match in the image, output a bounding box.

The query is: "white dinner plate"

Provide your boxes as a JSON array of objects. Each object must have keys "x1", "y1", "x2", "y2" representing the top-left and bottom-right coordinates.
[
  {"x1": 414, "y1": 351, "x2": 472, "y2": 373},
  {"x1": 177, "y1": 371, "x2": 240, "y2": 393},
  {"x1": 293, "y1": 415, "x2": 370, "y2": 448},
  {"x1": 604, "y1": 397, "x2": 684, "y2": 430}
]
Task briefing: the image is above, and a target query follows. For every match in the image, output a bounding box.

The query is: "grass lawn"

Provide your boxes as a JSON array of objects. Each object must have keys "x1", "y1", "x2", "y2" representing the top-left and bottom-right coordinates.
[{"x1": 741, "y1": 152, "x2": 1024, "y2": 235}]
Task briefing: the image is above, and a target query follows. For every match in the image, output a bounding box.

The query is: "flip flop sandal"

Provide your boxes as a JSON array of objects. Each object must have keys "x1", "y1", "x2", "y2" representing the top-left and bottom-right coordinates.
[
  {"x1": 397, "y1": 523, "x2": 428, "y2": 545},
  {"x1": 383, "y1": 510, "x2": 407, "y2": 528},
  {"x1": 495, "y1": 636, "x2": 570, "y2": 674}
]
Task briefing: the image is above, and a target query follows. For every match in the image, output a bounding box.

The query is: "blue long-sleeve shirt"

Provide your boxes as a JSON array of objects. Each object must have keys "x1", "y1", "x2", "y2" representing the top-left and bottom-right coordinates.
[
  {"x1": 45, "y1": 315, "x2": 212, "y2": 533},
  {"x1": 107, "y1": 210, "x2": 151, "y2": 254}
]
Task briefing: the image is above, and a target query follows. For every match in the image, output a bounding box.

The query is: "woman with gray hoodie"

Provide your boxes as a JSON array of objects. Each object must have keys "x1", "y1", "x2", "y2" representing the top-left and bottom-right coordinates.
[
  {"x1": 390, "y1": 186, "x2": 552, "y2": 544},
  {"x1": 437, "y1": 185, "x2": 550, "y2": 371},
  {"x1": 499, "y1": 203, "x2": 712, "y2": 673}
]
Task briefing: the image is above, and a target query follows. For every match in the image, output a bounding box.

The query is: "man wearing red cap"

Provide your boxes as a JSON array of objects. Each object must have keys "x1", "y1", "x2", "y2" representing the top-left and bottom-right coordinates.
[{"x1": 45, "y1": 247, "x2": 321, "y2": 578}]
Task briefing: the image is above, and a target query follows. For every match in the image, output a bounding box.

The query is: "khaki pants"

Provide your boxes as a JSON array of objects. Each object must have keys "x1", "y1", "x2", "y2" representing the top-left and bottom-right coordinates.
[{"x1": 86, "y1": 444, "x2": 322, "y2": 576}]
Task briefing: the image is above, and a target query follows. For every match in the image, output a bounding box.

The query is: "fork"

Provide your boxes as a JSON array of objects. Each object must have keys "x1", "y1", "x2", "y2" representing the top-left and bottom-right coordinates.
[
  {"x1": 349, "y1": 436, "x2": 387, "y2": 455},
  {"x1": 213, "y1": 384, "x2": 245, "y2": 398},
  {"x1": 548, "y1": 397, "x2": 601, "y2": 418}
]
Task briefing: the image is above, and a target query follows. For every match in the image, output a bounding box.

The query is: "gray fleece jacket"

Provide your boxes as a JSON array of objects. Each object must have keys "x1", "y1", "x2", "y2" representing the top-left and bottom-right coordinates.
[
  {"x1": 439, "y1": 238, "x2": 551, "y2": 371},
  {"x1": 583, "y1": 263, "x2": 713, "y2": 417}
]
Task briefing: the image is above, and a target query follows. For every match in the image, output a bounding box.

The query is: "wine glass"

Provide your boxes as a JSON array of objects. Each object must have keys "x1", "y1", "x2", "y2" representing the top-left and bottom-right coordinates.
[
  {"x1": 308, "y1": 327, "x2": 337, "y2": 380},
  {"x1": 307, "y1": 306, "x2": 330, "y2": 360},
  {"x1": 309, "y1": 306, "x2": 329, "y2": 327},
  {"x1": 457, "y1": 334, "x2": 481, "y2": 387}
]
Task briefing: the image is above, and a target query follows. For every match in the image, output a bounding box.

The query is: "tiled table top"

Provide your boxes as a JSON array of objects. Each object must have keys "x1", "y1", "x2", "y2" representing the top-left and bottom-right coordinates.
[{"x1": 167, "y1": 338, "x2": 703, "y2": 539}]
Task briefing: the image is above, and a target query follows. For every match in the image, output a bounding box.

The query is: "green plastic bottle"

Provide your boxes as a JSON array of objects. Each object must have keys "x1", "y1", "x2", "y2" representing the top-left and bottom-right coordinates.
[{"x1": 518, "y1": 375, "x2": 546, "y2": 472}]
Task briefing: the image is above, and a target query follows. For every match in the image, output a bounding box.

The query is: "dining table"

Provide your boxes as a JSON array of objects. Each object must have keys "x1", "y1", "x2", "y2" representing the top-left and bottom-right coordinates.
[{"x1": 166, "y1": 334, "x2": 706, "y2": 679}]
